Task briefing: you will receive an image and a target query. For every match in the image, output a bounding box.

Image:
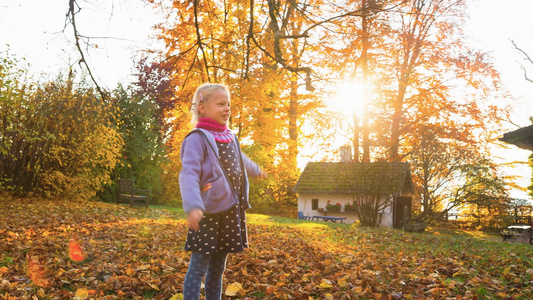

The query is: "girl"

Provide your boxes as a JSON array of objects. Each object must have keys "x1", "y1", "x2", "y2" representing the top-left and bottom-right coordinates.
[{"x1": 180, "y1": 83, "x2": 266, "y2": 299}]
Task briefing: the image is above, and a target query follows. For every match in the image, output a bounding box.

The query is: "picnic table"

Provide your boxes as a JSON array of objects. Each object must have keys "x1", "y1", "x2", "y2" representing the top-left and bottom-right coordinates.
[
  {"x1": 312, "y1": 215, "x2": 347, "y2": 223},
  {"x1": 501, "y1": 225, "x2": 532, "y2": 244}
]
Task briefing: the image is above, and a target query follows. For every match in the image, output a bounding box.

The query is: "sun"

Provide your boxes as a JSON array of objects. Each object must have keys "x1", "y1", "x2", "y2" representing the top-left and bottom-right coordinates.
[
  {"x1": 330, "y1": 81, "x2": 366, "y2": 120},
  {"x1": 299, "y1": 81, "x2": 369, "y2": 168}
]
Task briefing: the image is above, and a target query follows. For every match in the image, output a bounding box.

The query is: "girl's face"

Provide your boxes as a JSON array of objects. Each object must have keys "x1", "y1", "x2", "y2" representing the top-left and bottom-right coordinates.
[{"x1": 198, "y1": 90, "x2": 231, "y2": 125}]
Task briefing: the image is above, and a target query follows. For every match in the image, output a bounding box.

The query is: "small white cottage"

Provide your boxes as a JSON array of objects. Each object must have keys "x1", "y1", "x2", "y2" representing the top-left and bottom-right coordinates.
[{"x1": 294, "y1": 156, "x2": 416, "y2": 228}]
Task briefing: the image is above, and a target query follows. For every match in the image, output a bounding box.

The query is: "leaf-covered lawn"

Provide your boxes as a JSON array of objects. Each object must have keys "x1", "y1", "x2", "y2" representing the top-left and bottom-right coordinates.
[{"x1": 1, "y1": 195, "x2": 533, "y2": 299}]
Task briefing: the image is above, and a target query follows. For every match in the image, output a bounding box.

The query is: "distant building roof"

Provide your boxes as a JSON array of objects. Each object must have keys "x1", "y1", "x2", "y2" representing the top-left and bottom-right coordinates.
[
  {"x1": 500, "y1": 124, "x2": 533, "y2": 151},
  {"x1": 294, "y1": 162, "x2": 414, "y2": 195}
]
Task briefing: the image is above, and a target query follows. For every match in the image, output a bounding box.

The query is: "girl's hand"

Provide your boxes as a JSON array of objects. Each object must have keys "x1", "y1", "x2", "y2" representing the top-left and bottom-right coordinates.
[
  {"x1": 258, "y1": 170, "x2": 268, "y2": 179},
  {"x1": 187, "y1": 208, "x2": 204, "y2": 230}
]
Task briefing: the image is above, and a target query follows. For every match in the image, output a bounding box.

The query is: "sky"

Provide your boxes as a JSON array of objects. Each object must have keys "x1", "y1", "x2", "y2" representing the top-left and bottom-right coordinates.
[
  {"x1": 0, "y1": 0, "x2": 161, "y2": 88},
  {"x1": 1, "y1": 0, "x2": 533, "y2": 199},
  {"x1": 465, "y1": 0, "x2": 533, "y2": 200}
]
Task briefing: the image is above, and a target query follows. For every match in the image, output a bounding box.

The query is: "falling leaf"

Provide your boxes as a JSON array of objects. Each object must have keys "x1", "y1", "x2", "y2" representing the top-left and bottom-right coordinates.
[
  {"x1": 225, "y1": 282, "x2": 243, "y2": 296},
  {"x1": 27, "y1": 257, "x2": 49, "y2": 287},
  {"x1": 69, "y1": 239, "x2": 85, "y2": 262}
]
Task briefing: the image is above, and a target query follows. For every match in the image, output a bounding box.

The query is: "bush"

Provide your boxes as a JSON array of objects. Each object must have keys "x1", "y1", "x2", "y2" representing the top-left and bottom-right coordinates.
[{"x1": 0, "y1": 61, "x2": 122, "y2": 200}]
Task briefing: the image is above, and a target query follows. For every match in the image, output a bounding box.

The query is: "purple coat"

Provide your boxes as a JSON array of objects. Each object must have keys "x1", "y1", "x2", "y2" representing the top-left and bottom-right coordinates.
[{"x1": 179, "y1": 128, "x2": 262, "y2": 214}]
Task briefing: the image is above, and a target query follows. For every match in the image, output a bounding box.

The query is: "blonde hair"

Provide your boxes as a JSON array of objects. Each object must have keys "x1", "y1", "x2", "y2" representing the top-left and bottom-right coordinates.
[{"x1": 190, "y1": 83, "x2": 231, "y2": 125}]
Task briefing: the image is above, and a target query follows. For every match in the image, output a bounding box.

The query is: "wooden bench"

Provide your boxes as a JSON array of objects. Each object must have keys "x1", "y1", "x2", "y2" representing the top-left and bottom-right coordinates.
[
  {"x1": 117, "y1": 179, "x2": 150, "y2": 208},
  {"x1": 312, "y1": 215, "x2": 347, "y2": 223},
  {"x1": 405, "y1": 221, "x2": 428, "y2": 233}
]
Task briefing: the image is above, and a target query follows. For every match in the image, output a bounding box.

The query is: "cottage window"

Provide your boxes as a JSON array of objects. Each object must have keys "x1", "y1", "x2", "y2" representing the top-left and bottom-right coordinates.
[{"x1": 311, "y1": 199, "x2": 319, "y2": 210}]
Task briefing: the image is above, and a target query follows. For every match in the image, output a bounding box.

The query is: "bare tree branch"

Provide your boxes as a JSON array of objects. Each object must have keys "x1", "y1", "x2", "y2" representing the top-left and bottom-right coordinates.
[
  {"x1": 67, "y1": 0, "x2": 107, "y2": 101},
  {"x1": 194, "y1": 0, "x2": 211, "y2": 82},
  {"x1": 247, "y1": 0, "x2": 313, "y2": 90},
  {"x1": 244, "y1": 0, "x2": 254, "y2": 79},
  {"x1": 511, "y1": 39, "x2": 533, "y2": 83}
]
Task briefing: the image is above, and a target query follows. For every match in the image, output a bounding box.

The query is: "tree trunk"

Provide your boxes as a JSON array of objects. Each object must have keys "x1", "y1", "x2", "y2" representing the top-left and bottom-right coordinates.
[
  {"x1": 288, "y1": 74, "x2": 299, "y2": 170},
  {"x1": 353, "y1": 114, "x2": 360, "y2": 162},
  {"x1": 361, "y1": 0, "x2": 370, "y2": 162},
  {"x1": 390, "y1": 75, "x2": 407, "y2": 162}
]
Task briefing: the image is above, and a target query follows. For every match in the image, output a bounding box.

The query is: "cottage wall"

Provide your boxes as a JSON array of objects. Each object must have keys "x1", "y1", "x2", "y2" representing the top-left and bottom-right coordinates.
[{"x1": 298, "y1": 193, "x2": 393, "y2": 227}]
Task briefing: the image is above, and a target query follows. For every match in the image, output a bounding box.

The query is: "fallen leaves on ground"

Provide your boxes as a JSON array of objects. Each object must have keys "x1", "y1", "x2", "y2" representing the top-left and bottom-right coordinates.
[
  {"x1": 225, "y1": 282, "x2": 244, "y2": 297},
  {"x1": 1, "y1": 194, "x2": 533, "y2": 299}
]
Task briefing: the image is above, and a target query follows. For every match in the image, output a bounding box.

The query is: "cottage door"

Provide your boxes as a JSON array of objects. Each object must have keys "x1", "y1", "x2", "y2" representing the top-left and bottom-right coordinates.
[{"x1": 393, "y1": 196, "x2": 412, "y2": 229}]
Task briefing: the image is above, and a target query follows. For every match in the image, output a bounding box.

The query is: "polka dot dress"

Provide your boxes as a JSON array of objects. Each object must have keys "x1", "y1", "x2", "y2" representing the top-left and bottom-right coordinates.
[{"x1": 184, "y1": 141, "x2": 249, "y2": 254}]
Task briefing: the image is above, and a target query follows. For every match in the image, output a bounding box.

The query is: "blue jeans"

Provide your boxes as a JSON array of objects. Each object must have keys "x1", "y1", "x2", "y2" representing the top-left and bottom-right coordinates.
[{"x1": 183, "y1": 251, "x2": 228, "y2": 300}]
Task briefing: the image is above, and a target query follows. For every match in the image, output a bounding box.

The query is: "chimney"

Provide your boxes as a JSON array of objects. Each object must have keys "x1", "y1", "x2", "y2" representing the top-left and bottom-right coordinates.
[{"x1": 340, "y1": 145, "x2": 352, "y2": 162}]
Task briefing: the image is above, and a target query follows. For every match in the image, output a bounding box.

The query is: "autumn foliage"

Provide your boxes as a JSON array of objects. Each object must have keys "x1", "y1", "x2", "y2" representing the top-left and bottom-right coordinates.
[
  {"x1": 0, "y1": 55, "x2": 163, "y2": 203},
  {"x1": 2, "y1": 0, "x2": 516, "y2": 219},
  {"x1": 2, "y1": 194, "x2": 533, "y2": 299},
  {"x1": 0, "y1": 55, "x2": 123, "y2": 199},
  {"x1": 138, "y1": 0, "x2": 512, "y2": 217}
]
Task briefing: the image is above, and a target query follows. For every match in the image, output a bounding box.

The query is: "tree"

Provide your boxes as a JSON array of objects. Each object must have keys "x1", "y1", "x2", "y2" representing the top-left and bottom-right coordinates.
[
  {"x1": 452, "y1": 159, "x2": 510, "y2": 227},
  {"x1": 57, "y1": 0, "x2": 512, "y2": 215},
  {"x1": 142, "y1": 0, "x2": 364, "y2": 208},
  {"x1": 364, "y1": 0, "x2": 506, "y2": 164},
  {"x1": 350, "y1": 0, "x2": 510, "y2": 225},
  {"x1": 410, "y1": 128, "x2": 512, "y2": 224},
  {"x1": 98, "y1": 86, "x2": 167, "y2": 204}
]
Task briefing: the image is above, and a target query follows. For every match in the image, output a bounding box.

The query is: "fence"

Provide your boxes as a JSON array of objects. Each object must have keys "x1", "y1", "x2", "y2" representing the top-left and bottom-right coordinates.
[{"x1": 444, "y1": 214, "x2": 533, "y2": 229}]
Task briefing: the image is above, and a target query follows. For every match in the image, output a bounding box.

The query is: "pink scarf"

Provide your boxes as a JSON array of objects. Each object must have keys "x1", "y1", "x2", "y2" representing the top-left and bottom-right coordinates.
[{"x1": 196, "y1": 117, "x2": 234, "y2": 143}]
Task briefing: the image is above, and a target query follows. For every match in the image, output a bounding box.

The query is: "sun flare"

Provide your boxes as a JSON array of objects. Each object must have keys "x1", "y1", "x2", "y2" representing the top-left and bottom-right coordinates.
[{"x1": 331, "y1": 82, "x2": 366, "y2": 119}]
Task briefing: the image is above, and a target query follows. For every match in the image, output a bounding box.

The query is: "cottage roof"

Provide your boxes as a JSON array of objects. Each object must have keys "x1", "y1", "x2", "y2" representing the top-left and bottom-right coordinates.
[
  {"x1": 499, "y1": 124, "x2": 533, "y2": 151},
  {"x1": 294, "y1": 161, "x2": 414, "y2": 195}
]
